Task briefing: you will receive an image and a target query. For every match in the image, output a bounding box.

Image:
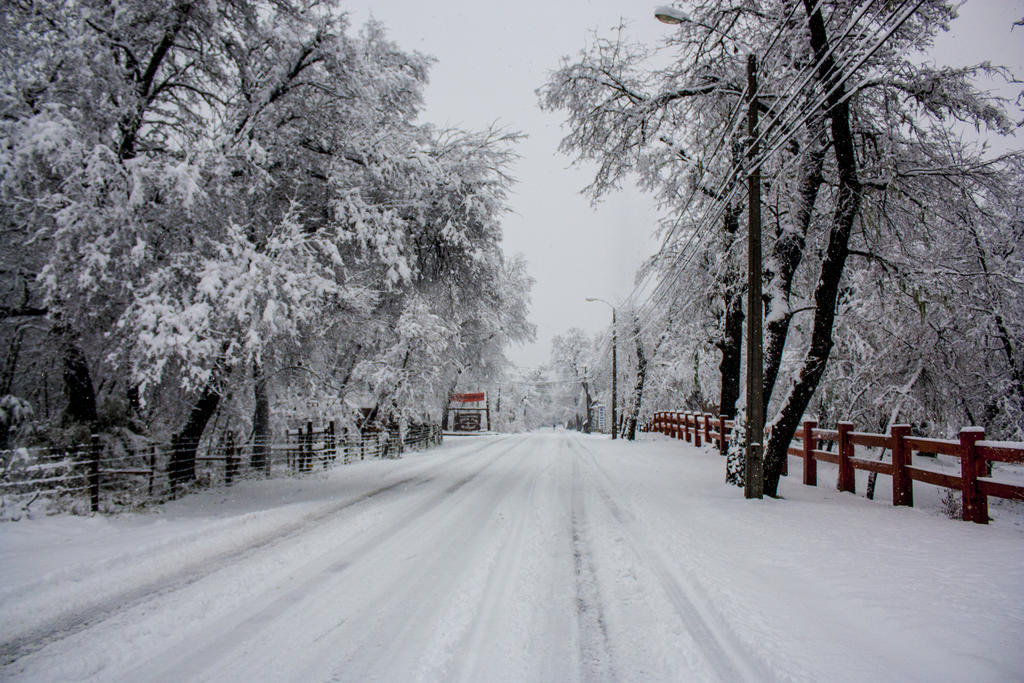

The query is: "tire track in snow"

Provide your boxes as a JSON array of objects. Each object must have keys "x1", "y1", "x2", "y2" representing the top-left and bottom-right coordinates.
[
  {"x1": 0, "y1": 436, "x2": 512, "y2": 670},
  {"x1": 0, "y1": 435, "x2": 504, "y2": 609},
  {"x1": 569, "y1": 449, "x2": 617, "y2": 682},
  {"x1": 568, "y1": 436, "x2": 770, "y2": 682},
  {"x1": 307, "y1": 439, "x2": 541, "y2": 682},
  {"x1": 129, "y1": 438, "x2": 527, "y2": 683},
  {"x1": 441, "y1": 440, "x2": 569, "y2": 682}
]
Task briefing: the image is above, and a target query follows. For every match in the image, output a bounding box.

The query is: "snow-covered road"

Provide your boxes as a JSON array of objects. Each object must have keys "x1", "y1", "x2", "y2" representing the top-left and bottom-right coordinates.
[{"x1": 2, "y1": 432, "x2": 1022, "y2": 681}]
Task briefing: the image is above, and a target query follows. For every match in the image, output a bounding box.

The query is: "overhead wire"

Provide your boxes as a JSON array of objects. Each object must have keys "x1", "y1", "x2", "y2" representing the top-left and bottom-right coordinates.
[
  {"x1": 621, "y1": 1, "x2": 882, "y2": 327},
  {"x1": 625, "y1": 0, "x2": 917, "y2": 337},
  {"x1": 633, "y1": 0, "x2": 873, "y2": 269},
  {"x1": 582, "y1": 0, "x2": 926, "y2": 378}
]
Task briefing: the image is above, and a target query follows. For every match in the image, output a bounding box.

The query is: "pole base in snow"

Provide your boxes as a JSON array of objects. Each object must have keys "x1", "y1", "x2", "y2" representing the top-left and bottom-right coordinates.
[{"x1": 745, "y1": 442, "x2": 763, "y2": 499}]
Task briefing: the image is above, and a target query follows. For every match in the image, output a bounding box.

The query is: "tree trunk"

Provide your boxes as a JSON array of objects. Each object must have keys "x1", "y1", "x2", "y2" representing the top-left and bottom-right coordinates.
[
  {"x1": 716, "y1": 201, "x2": 744, "y2": 419},
  {"x1": 56, "y1": 326, "x2": 97, "y2": 429},
  {"x1": 763, "y1": 0, "x2": 862, "y2": 497},
  {"x1": 169, "y1": 381, "x2": 221, "y2": 488},
  {"x1": 625, "y1": 315, "x2": 647, "y2": 441},
  {"x1": 117, "y1": 2, "x2": 194, "y2": 161},
  {"x1": 581, "y1": 379, "x2": 593, "y2": 434},
  {"x1": 969, "y1": 227, "x2": 1024, "y2": 409},
  {"x1": 441, "y1": 377, "x2": 459, "y2": 431},
  {"x1": 718, "y1": 289, "x2": 744, "y2": 419},
  {"x1": 762, "y1": 120, "x2": 826, "y2": 406},
  {"x1": 126, "y1": 384, "x2": 141, "y2": 417},
  {"x1": 251, "y1": 362, "x2": 270, "y2": 474},
  {"x1": 1, "y1": 326, "x2": 24, "y2": 396}
]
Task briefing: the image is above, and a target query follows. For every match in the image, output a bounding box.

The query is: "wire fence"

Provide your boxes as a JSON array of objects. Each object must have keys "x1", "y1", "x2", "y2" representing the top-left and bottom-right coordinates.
[{"x1": 0, "y1": 422, "x2": 443, "y2": 520}]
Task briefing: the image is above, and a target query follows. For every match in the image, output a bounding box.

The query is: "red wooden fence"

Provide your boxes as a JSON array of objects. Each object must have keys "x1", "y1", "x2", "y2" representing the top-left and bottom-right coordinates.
[{"x1": 642, "y1": 411, "x2": 1024, "y2": 524}]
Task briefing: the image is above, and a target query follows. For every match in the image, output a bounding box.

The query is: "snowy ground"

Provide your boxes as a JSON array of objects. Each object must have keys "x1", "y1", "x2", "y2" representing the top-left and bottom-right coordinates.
[{"x1": 1, "y1": 431, "x2": 1022, "y2": 682}]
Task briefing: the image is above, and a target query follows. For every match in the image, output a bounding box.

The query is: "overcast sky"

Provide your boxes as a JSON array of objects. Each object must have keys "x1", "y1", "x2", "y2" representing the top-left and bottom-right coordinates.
[{"x1": 343, "y1": 0, "x2": 1024, "y2": 369}]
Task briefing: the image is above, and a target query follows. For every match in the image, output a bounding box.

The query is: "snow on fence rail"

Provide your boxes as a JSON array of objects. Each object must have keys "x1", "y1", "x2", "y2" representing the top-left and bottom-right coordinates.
[
  {"x1": 0, "y1": 422, "x2": 443, "y2": 519},
  {"x1": 642, "y1": 411, "x2": 1024, "y2": 524}
]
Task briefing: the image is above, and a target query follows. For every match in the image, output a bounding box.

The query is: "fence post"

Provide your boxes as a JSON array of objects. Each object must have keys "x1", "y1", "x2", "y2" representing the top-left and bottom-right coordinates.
[
  {"x1": 703, "y1": 412, "x2": 713, "y2": 447},
  {"x1": 148, "y1": 444, "x2": 157, "y2": 498},
  {"x1": 891, "y1": 424, "x2": 912, "y2": 507},
  {"x1": 224, "y1": 431, "x2": 238, "y2": 486},
  {"x1": 837, "y1": 422, "x2": 855, "y2": 493},
  {"x1": 89, "y1": 434, "x2": 101, "y2": 513},
  {"x1": 287, "y1": 429, "x2": 295, "y2": 473},
  {"x1": 326, "y1": 421, "x2": 336, "y2": 466},
  {"x1": 959, "y1": 427, "x2": 987, "y2": 524},
  {"x1": 693, "y1": 414, "x2": 702, "y2": 447},
  {"x1": 304, "y1": 421, "x2": 313, "y2": 472},
  {"x1": 802, "y1": 420, "x2": 818, "y2": 486},
  {"x1": 265, "y1": 432, "x2": 273, "y2": 478}
]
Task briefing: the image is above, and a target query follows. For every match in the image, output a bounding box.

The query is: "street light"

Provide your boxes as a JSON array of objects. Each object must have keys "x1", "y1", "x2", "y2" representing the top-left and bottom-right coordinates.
[
  {"x1": 654, "y1": 5, "x2": 688, "y2": 25},
  {"x1": 654, "y1": 5, "x2": 753, "y2": 52},
  {"x1": 586, "y1": 297, "x2": 617, "y2": 439},
  {"x1": 655, "y1": 7, "x2": 763, "y2": 497}
]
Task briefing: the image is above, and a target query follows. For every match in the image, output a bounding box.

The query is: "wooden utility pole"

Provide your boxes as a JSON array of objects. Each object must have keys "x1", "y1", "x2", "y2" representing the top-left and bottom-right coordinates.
[
  {"x1": 745, "y1": 53, "x2": 764, "y2": 499},
  {"x1": 611, "y1": 307, "x2": 617, "y2": 439}
]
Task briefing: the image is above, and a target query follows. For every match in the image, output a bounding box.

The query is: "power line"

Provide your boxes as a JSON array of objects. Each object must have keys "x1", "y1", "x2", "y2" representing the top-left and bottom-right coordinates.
[
  {"x1": 620, "y1": 2, "x2": 880, "y2": 327},
  {"x1": 606, "y1": 0, "x2": 925, "y2": 351},
  {"x1": 629, "y1": 0, "x2": 915, "y2": 327}
]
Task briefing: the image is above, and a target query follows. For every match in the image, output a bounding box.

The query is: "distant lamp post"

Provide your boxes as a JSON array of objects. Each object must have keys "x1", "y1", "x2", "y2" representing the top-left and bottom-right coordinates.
[{"x1": 586, "y1": 297, "x2": 617, "y2": 439}]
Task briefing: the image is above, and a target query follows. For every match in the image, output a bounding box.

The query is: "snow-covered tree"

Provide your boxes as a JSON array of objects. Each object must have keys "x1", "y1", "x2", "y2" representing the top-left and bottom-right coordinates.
[
  {"x1": 1, "y1": 0, "x2": 533, "y2": 484},
  {"x1": 550, "y1": 328, "x2": 603, "y2": 431},
  {"x1": 541, "y1": 0, "x2": 1023, "y2": 494}
]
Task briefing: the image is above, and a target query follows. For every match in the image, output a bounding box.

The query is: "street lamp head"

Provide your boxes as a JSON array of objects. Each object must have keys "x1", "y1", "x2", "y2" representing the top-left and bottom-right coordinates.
[
  {"x1": 654, "y1": 5, "x2": 687, "y2": 24},
  {"x1": 654, "y1": 5, "x2": 751, "y2": 53},
  {"x1": 585, "y1": 297, "x2": 598, "y2": 302}
]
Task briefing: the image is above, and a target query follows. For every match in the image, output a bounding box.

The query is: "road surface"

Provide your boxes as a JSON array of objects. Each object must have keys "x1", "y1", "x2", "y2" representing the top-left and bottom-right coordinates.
[{"x1": 1, "y1": 432, "x2": 1022, "y2": 681}]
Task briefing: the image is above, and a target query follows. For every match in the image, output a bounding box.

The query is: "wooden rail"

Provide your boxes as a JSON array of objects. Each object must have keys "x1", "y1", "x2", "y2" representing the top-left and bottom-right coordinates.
[{"x1": 643, "y1": 411, "x2": 1024, "y2": 524}]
